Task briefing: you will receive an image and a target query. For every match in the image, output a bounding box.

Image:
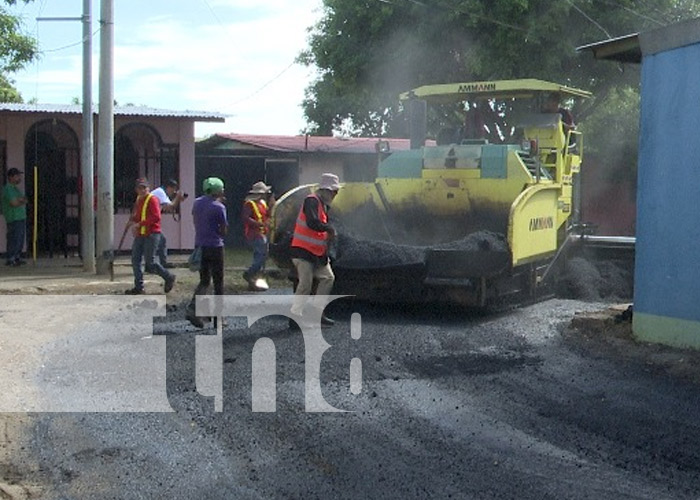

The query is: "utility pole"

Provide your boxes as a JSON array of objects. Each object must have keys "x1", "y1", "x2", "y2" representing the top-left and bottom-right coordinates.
[
  {"x1": 36, "y1": 5, "x2": 95, "y2": 273},
  {"x1": 96, "y1": 0, "x2": 114, "y2": 275},
  {"x1": 81, "y1": 0, "x2": 95, "y2": 273}
]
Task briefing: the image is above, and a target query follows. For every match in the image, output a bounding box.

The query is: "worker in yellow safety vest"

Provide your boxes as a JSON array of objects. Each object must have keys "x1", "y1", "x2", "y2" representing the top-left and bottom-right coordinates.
[
  {"x1": 241, "y1": 180, "x2": 275, "y2": 290},
  {"x1": 125, "y1": 177, "x2": 176, "y2": 295}
]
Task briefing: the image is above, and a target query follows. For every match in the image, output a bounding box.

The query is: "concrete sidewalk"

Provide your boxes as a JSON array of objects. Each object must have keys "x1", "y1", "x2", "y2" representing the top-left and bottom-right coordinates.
[
  {"x1": 0, "y1": 254, "x2": 281, "y2": 294},
  {"x1": 0, "y1": 255, "x2": 191, "y2": 294}
]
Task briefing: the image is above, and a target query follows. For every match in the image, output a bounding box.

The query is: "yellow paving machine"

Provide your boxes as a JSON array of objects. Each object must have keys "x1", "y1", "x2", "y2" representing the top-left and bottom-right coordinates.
[{"x1": 270, "y1": 79, "x2": 594, "y2": 307}]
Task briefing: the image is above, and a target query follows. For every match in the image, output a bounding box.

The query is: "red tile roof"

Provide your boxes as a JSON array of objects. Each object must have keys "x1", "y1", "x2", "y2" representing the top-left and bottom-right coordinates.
[{"x1": 214, "y1": 133, "x2": 414, "y2": 154}]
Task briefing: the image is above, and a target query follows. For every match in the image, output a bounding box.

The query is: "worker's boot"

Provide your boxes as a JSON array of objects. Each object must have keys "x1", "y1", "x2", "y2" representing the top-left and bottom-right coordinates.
[
  {"x1": 185, "y1": 311, "x2": 204, "y2": 329},
  {"x1": 185, "y1": 301, "x2": 204, "y2": 329},
  {"x1": 243, "y1": 270, "x2": 254, "y2": 286},
  {"x1": 251, "y1": 274, "x2": 269, "y2": 292}
]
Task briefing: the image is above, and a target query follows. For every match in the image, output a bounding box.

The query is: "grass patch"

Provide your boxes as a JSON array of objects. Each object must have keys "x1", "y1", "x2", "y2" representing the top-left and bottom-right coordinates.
[
  {"x1": 173, "y1": 246, "x2": 289, "y2": 295},
  {"x1": 225, "y1": 247, "x2": 254, "y2": 268}
]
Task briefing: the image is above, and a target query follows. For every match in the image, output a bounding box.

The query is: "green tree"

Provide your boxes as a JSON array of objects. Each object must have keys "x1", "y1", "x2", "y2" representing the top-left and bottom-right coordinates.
[
  {"x1": 0, "y1": 0, "x2": 38, "y2": 102},
  {"x1": 300, "y1": 0, "x2": 700, "y2": 137},
  {"x1": 300, "y1": 0, "x2": 700, "y2": 193},
  {"x1": 0, "y1": 73, "x2": 21, "y2": 101}
]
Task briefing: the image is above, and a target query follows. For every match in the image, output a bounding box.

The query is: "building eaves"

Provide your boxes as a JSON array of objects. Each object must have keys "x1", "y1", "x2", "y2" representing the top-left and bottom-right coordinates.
[
  {"x1": 577, "y1": 33, "x2": 641, "y2": 63},
  {"x1": 0, "y1": 103, "x2": 226, "y2": 122},
  {"x1": 578, "y1": 16, "x2": 700, "y2": 64}
]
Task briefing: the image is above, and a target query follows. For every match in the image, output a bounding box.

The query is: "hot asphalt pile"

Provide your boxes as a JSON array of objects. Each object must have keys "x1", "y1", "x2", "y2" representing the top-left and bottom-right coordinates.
[
  {"x1": 331, "y1": 230, "x2": 631, "y2": 303},
  {"x1": 332, "y1": 230, "x2": 508, "y2": 269}
]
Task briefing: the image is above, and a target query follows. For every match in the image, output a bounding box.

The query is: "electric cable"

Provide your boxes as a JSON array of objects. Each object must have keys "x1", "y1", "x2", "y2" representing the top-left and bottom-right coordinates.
[
  {"x1": 196, "y1": 0, "x2": 309, "y2": 106},
  {"x1": 230, "y1": 61, "x2": 297, "y2": 106},
  {"x1": 40, "y1": 28, "x2": 101, "y2": 54},
  {"x1": 565, "y1": 0, "x2": 612, "y2": 37},
  {"x1": 373, "y1": 0, "x2": 528, "y2": 32},
  {"x1": 601, "y1": 0, "x2": 665, "y2": 26}
]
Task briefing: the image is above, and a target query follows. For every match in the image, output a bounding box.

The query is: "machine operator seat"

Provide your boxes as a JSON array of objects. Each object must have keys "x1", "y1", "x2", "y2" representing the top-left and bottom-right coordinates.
[{"x1": 520, "y1": 113, "x2": 565, "y2": 167}]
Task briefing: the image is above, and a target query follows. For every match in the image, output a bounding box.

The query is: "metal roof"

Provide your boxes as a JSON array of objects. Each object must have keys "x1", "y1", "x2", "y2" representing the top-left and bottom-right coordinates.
[
  {"x1": 577, "y1": 17, "x2": 700, "y2": 64},
  {"x1": 211, "y1": 133, "x2": 417, "y2": 154},
  {"x1": 577, "y1": 33, "x2": 641, "y2": 63},
  {"x1": 0, "y1": 103, "x2": 226, "y2": 122}
]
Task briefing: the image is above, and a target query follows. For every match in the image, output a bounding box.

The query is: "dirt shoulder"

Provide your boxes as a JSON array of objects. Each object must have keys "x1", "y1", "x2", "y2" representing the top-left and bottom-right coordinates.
[{"x1": 566, "y1": 304, "x2": 700, "y2": 386}]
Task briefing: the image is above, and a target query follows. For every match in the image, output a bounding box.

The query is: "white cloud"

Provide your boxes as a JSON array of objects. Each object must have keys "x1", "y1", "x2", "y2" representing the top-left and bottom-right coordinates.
[
  {"x1": 116, "y1": 2, "x2": 320, "y2": 134},
  {"x1": 11, "y1": 0, "x2": 323, "y2": 136}
]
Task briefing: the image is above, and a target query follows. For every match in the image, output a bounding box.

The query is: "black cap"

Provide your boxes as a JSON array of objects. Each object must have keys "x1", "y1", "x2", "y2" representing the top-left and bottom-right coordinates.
[{"x1": 7, "y1": 168, "x2": 22, "y2": 177}]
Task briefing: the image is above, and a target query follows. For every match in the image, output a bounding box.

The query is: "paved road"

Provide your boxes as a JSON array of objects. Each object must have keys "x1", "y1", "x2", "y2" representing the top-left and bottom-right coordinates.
[{"x1": 7, "y1": 297, "x2": 700, "y2": 499}]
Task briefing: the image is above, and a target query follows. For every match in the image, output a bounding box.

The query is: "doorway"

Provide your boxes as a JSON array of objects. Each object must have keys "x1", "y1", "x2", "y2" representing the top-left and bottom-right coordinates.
[{"x1": 24, "y1": 120, "x2": 80, "y2": 258}]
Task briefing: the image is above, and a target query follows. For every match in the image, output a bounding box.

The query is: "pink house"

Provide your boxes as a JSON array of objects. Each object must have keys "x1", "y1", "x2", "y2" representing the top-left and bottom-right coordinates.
[{"x1": 0, "y1": 103, "x2": 224, "y2": 257}]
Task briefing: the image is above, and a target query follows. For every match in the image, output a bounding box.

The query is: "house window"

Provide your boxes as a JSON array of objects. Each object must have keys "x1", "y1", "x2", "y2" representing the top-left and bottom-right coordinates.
[
  {"x1": 159, "y1": 145, "x2": 179, "y2": 186},
  {"x1": 114, "y1": 123, "x2": 179, "y2": 212},
  {"x1": 114, "y1": 133, "x2": 140, "y2": 211}
]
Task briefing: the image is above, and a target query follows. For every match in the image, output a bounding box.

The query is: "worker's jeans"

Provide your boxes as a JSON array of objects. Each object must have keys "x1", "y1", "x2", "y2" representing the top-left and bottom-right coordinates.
[
  {"x1": 245, "y1": 236, "x2": 268, "y2": 276},
  {"x1": 156, "y1": 234, "x2": 168, "y2": 266},
  {"x1": 5, "y1": 220, "x2": 26, "y2": 263},
  {"x1": 132, "y1": 233, "x2": 172, "y2": 290},
  {"x1": 187, "y1": 246, "x2": 224, "y2": 316},
  {"x1": 290, "y1": 258, "x2": 335, "y2": 316}
]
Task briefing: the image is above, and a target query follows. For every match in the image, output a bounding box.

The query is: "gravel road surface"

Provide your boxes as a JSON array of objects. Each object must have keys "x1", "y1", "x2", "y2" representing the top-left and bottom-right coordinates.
[{"x1": 2, "y1": 292, "x2": 700, "y2": 499}]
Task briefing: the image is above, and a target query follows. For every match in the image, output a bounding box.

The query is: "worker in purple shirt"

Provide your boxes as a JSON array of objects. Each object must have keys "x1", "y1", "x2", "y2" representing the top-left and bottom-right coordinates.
[{"x1": 185, "y1": 177, "x2": 228, "y2": 329}]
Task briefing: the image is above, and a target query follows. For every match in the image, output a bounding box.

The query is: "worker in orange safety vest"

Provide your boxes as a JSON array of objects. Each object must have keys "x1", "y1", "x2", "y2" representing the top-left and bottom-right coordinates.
[{"x1": 288, "y1": 172, "x2": 341, "y2": 329}]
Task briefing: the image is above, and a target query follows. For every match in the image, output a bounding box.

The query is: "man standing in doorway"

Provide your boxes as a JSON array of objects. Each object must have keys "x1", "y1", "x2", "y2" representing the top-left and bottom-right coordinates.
[
  {"x1": 289, "y1": 173, "x2": 341, "y2": 330},
  {"x1": 125, "y1": 178, "x2": 176, "y2": 295},
  {"x1": 150, "y1": 179, "x2": 187, "y2": 268},
  {"x1": 2, "y1": 168, "x2": 28, "y2": 266}
]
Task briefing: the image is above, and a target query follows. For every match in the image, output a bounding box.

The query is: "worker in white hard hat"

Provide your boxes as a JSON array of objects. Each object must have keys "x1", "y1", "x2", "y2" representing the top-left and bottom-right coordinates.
[
  {"x1": 288, "y1": 173, "x2": 341, "y2": 330},
  {"x1": 241, "y1": 180, "x2": 275, "y2": 291}
]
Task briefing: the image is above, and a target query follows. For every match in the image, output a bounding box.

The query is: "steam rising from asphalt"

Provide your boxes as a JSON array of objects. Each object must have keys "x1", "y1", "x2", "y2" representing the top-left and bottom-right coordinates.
[{"x1": 555, "y1": 256, "x2": 633, "y2": 302}]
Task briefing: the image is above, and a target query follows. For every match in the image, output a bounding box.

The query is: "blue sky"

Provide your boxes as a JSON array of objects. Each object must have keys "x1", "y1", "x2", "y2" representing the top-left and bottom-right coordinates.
[{"x1": 8, "y1": 0, "x2": 323, "y2": 137}]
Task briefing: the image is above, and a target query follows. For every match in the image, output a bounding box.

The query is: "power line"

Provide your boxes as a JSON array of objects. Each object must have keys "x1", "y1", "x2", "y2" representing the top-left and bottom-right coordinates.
[
  {"x1": 595, "y1": 0, "x2": 665, "y2": 26},
  {"x1": 40, "y1": 28, "x2": 101, "y2": 54},
  {"x1": 439, "y1": 1, "x2": 528, "y2": 32},
  {"x1": 196, "y1": 0, "x2": 306, "y2": 106},
  {"x1": 198, "y1": 0, "x2": 230, "y2": 32},
  {"x1": 379, "y1": 0, "x2": 528, "y2": 32},
  {"x1": 383, "y1": 0, "x2": 669, "y2": 36},
  {"x1": 230, "y1": 60, "x2": 298, "y2": 106},
  {"x1": 565, "y1": 0, "x2": 611, "y2": 38}
]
